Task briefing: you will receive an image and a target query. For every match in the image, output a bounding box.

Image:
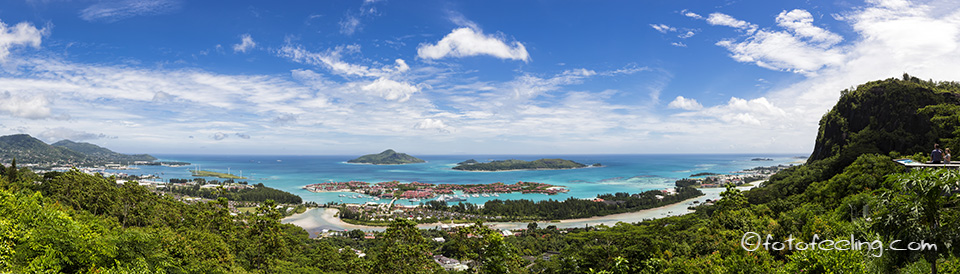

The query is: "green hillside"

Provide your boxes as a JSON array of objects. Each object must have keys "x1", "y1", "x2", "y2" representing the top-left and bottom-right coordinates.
[
  {"x1": 53, "y1": 140, "x2": 157, "y2": 163},
  {"x1": 452, "y1": 158, "x2": 588, "y2": 171},
  {"x1": 347, "y1": 149, "x2": 426, "y2": 165},
  {"x1": 0, "y1": 134, "x2": 88, "y2": 165},
  {"x1": 0, "y1": 134, "x2": 158, "y2": 166}
]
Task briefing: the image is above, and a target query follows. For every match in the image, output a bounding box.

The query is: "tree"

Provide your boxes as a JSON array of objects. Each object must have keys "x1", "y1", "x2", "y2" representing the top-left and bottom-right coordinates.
[
  {"x1": 444, "y1": 221, "x2": 524, "y2": 273},
  {"x1": 348, "y1": 229, "x2": 365, "y2": 239},
  {"x1": 373, "y1": 218, "x2": 441, "y2": 274},
  {"x1": 873, "y1": 168, "x2": 960, "y2": 273},
  {"x1": 716, "y1": 184, "x2": 747, "y2": 212},
  {"x1": 4, "y1": 158, "x2": 17, "y2": 183}
]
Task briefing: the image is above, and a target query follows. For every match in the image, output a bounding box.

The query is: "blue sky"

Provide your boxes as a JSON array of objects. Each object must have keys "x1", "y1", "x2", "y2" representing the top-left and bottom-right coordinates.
[{"x1": 1, "y1": 0, "x2": 959, "y2": 155}]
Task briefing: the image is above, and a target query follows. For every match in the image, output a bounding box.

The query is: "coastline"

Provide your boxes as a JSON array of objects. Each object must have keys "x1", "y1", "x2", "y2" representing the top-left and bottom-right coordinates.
[
  {"x1": 343, "y1": 161, "x2": 428, "y2": 165},
  {"x1": 281, "y1": 184, "x2": 757, "y2": 235},
  {"x1": 452, "y1": 167, "x2": 594, "y2": 172}
]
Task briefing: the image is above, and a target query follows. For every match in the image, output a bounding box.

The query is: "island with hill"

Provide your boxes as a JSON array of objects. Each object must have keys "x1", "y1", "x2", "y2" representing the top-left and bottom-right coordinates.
[
  {"x1": 347, "y1": 149, "x2": 426, "y2": 165},
  {"x1": 452, "y1": 158, "x2": 594, "y2": 171}
]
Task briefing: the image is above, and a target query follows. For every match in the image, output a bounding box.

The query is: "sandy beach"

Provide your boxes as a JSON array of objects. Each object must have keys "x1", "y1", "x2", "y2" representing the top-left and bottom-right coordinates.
[{"x1": 282, "y1": 183, "x2": 758, "y2": 235}]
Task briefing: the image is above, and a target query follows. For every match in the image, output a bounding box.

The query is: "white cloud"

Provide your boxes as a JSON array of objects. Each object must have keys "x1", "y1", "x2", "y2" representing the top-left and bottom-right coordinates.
[
  {"x1": 671, "y1": 42, "x2": 687, "y2": 47},
  {"x1": 361, "y1": 77, "x2": 419, "y2": 102},
  {"x1": 339, "y1": 14, "x2": 361, "y2": 35},
  {"x1": 776, "y1": 9, "x2": 843, "y2": 45},
  {"x1": 417, "y1": 27, "x2": 530, "y2": 61},
  {"x1": 0, "y1": 19, "x2": 46, "y2": 61},
  {"x1": 716, "y1": 31, "x2": 845, "y2": 73},
  {"x1": 705, "y1": 10, "x2": 845, "y2": 74},
  {"x1": 707, "y1": 13, "x2": 758, "y2": 33},
  {"x1": 667, "y1": 96, "x2": 702, "y2": 110},
  {"x1": 279, "y1": 45, "x2": 403, "y2": 78},
  {"x1": 0, "y1": 91, "x2": 50, "y2": 119},
  {"x1": 683, "y1": 11, "x2": 703, "y2": 19},
  {"x1": 651, "y1": 24, "x2": 676, "y2": 33},
  {"x1": 37, "y1": 127, "x2": 112, "y2": 142},
  {"x1": 233, "y1": 34, "x2": 256, "y2": 53},
  {"x1": 679, "y1": 31, "x2": 696, "y2": 38},
  {"x1": 414, "y1": 118, "x2": 448, "y2": 131},
  {"x1": 79, "y1": 0, "x2": 179, "y2": 23},
  {"x1": 680, "y1": 97, "x2": 787, "y2": 128},
  {"x1": 395, "y1": 59, "x2": 409, "y2": 72}
]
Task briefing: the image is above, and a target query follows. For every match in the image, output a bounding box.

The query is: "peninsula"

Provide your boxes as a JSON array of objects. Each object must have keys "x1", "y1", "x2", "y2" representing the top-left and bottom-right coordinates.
[
  {"x1": 347, "y1": 149, "x2": 426, "y2": 165},
  {"x1": 452, "y1": 158, "x2": 591, "y2": 171}
]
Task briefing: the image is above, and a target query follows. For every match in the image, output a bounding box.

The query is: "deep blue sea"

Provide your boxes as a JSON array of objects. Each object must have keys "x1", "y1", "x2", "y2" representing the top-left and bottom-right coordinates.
[{"x1": 109, "y1": 154, "x2": 804, "y2": 205}]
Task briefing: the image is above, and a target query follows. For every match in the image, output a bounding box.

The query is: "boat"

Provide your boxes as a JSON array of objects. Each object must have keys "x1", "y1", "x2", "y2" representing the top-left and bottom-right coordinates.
[
  {"x1": 493, "y1": 194, "x2": 500, "y2": 197},
  {"x1": 409, "y1": 198, "x2": 421, "y2": 202},
  {"x1": 338, "y1": 194, "x2": 346, "y2": 197},
  {"x1": 437, "y1": 195, "x2": 466, "y2": 202},
  {"x1": 471, "y1": 194, "x2": 479, "y2": 198},
  {"x1": 481, "y1": 194, "x2": 490, "y2": 197}
]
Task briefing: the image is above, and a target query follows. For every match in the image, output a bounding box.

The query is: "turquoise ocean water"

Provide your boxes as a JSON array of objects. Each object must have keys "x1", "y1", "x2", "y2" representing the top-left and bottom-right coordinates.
[{"x1": 110, "y1": 154, "x2": 803, "y2": 205}]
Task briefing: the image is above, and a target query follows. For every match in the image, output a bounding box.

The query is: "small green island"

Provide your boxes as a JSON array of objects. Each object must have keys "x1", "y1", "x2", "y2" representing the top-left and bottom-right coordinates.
[
  {"x1": 190, "y1": 170, "x2": 247, "y2": 179},
  {"x1": 453, "y1": 158, "x2": 595, "y2": 171},
  {"x1": 347, "y1": 149, "x2": 426, "y2": 165}
]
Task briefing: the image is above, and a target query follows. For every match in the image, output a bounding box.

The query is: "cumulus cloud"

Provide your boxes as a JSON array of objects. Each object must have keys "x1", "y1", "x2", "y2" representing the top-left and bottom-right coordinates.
[
  {"x1": 686, "y1": 97, "x2": 787, "y2": 127},
  {"x1": 395, "y1": 59, "x2": 409, "y2": 72},
  {"x1": 235, "y1": 133, "x2": 251, "y2": 139},
  {"x1": 414, "y1": 118, "x2": 449, "y2": 132},
  {"x1": 0, "y1": 19, "x2": 46, "y2": 61},
  {"x1": 776, "y1": 9, "x2": 843, "y2": 46},
  {"x1": 37, "y1": 127, "x2": 113, "y2": 142},
  {"x1": 79, "y1": 0, "x2": 180, "y2": 23},
  {"x1": 233, "y1": 34, "x2": 256, "y2": 53},
  {"x1": 361, "y1": 77, "x2": 419, "y2": 102},
  {"x1": 417, "y1": 27, "x2": 530, "y2": 61},
  {"x1": 0, "y1": 92, "x2": 51, "y2": 119},
  {"x1": 667, "y1": 96, "x2": 702, "y2": 110}
]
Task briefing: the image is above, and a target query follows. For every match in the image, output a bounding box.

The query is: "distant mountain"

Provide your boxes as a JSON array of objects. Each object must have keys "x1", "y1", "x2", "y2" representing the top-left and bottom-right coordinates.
[
  {"x1": 347, "y1": 149, "x2": 426, "y2": 165},
  {"x1": 0, "y1": 134, "x2": 88, "y2": 165},
  {"x1": 0, "y1": 134, "x2": 156, "y2": 166},
  {"x1": 52, "y1": 140, "x2": 156, "y2": 163}
]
